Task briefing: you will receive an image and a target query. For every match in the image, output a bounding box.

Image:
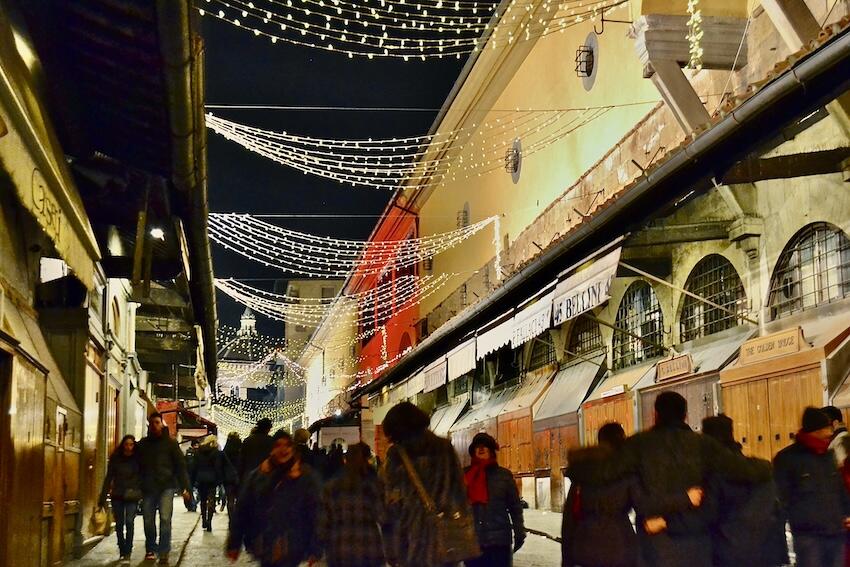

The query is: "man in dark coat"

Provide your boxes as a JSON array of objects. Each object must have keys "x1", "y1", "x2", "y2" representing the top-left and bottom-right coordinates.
[
  {"x1": 463, "y1": 432, "x2": 525, "y2": 567},
  {"x1": 566, "y1": 392, "x2": 771, "y2": 567},
  {"x1": 774, "y1": 407, "x2": 850, "y2": 567},
  {"x1": 136, "y1": 413, "x2": 191, "y2": 565},
  {"x1": 701, "y1": 415, "x2": 788, "y2": 566},
  {"x1": 227, "y1": 430, "x2": 322, "y2": 567},
  {"x1": 239, "y1": 418, "x2": 275, "y2": 481}
]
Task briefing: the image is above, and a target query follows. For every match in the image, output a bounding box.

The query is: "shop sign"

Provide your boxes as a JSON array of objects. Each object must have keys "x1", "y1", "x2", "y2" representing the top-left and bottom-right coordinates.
[
  {"x1": 553, "y1": 248, "x2": 621, "y2": 325},
  {"x1": 511, "y1": 292, "x2": 553, "y2": 348},
  {"x1": 423, "y1": 358, "x2": 447, "y2": 393},
  {"x1": 739, "y1": 327, "x2": 804, "y2": 366},
  {"x1": 656, "y1": 353, "x2": 694, "y2": 382},
  {"x1": 600, "y1": 384, "x2": 627, "y2": 399}
]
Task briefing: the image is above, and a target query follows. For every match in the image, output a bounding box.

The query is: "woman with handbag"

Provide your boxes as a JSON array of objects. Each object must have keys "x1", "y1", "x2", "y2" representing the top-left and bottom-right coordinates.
[
  {"x1": 381, "y1": 402, "x2": 480, "y2": 567},
  {"x1": 99, "y1": 434, "x2": 143, "y2": 565},
  {"x1": 191, "y1": 435, "x2": 227, "y2": 532}
]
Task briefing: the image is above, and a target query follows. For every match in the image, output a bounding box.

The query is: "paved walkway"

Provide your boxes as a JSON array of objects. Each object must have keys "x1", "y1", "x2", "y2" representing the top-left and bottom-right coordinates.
[{"x1": 69, "y1": 500, "x2": 563, "y2": 566}]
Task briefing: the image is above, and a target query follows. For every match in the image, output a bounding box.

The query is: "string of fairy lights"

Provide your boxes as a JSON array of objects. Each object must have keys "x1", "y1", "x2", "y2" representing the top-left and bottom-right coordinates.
[
  {"x1": 206, "y1": 106, "x2": 611, "y2": 189},
  {"x1": 209, "y1": 213, "x2": 498, "y2": 276},
  {"x1": 197, "y1": 0, "x2": 629, "y2": 59}
]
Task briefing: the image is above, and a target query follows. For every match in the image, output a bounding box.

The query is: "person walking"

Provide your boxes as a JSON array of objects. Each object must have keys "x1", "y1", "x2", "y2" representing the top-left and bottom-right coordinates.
[
  {"x1": 227, "y1": 430, "x2": 322, "y2": 567},
  {"x1": 774, "y1": 407, "x2": 850, "y2": 567},
  {"x1": 381, "y1": 401, "x2": 478, "y2": 567},
  {"x1": 240, "y1": 418, "x2": 275, "y2": 481},
  {"x1": 463, "y1": 432, "x2": 525, "y2": 567},
  {"x1": 701, "y1": 415, "x2": 787, "y2": 567},
  {"x1": 222, "y1": 432, "x2": 242, "y2": 513},
  {"x1": 566, "y1": 392, "x2": 771, "y2": 567},
  {"x1": 191, "y1": 435, "x2": 228, "y2": 532},
  {"x1": 136, "y1": 412, "x2": 191, "y2": 565},
  {"x1": 318, "y1": 442, "x2": 386, "y2": 567},
  {"x1": 824, "y1": 406, "x2": 850, "y2": 468},
  {"x1": 99, "y1": 434, "x2": 143, "y2": 564},
  {"x1": 183, "y1": 439, "x2": 199, "y2": 512}
]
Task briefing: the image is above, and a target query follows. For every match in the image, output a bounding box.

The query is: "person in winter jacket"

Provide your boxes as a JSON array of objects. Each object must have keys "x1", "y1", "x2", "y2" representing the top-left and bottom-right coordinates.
[
  {"x1": 136, "y1": 413, "x2": 191, "y2": 565},
  {"x1": 463, "y1": 432, "x2": 525, "y2": 567},
  {"x1": 191, "y1": 435, "x2": 233, "y2": 532},
  {"x1": 562, "y1": 422, "x2": 701, "y2": 567},
  {"x1": 318, "y1": 442, "x2": 386, "y2": 567},
  {"x1": 99, "y1": 435, "x2": 142, "y2": 564},
  {"x1": 381, "y1": 402, "x2": 474, "y2": 567},
  {"x1": 240, "y1": 418, "x2": 275, "y2": 481},
  {"x1": 222, "y1": 432, "x2": 242, "y2": 514},
  {"x1": 566, "y1": 392, "x2": 771, "y2": 567},
  {"x1": 184, "y1": 439, "x2": 199, "y2": 512},
  {"x1": 774, "y1": 407, "x2": 850, "y2": 567},
  {"x1": 701, "y1": 415, "x2": 788, "y2": 567},
  {"x1": 824, "y1": 406, "x2": 850, "y2": 468},
  {"x1": 227, "y1": 430, "x2": 322, "y2": 567}
]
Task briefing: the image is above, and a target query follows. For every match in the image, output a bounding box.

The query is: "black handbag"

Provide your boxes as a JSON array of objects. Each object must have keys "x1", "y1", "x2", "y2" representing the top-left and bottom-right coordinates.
[{"x1": 396, "y1": 446, "x2": 481, "y2": 563}]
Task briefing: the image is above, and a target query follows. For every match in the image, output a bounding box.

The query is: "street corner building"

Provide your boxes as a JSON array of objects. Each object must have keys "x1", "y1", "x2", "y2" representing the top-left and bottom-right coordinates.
[
  {"x1": 0, "y1": 1, "x2": 217, "y2": 565},
  {"x1": 298, "y1": 0, "x2": 850, "y2": 515}
]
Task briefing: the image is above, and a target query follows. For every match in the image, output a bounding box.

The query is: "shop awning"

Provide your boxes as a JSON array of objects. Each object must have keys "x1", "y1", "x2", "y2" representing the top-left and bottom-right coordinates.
[
  {"x1": 476, "y1": 312, "x2": 514, "y2": 359},
  {"x1": 370, "y1": 395, "x2": 393, "y2": 425},
  {"x1": 584, "y1": 362, "x2": 656, "y2": 404},
  {"x1": 643, "y1": 326, "x2": 754, "y2": 385},
  {"x1": 534, "y1": 354, "x2": 606, "y2": 424},
  {"x1": 431, "y1": 397, "x2": 470, "y2": 437},
  {"x1": 553, "y1": 248, "x2": 621, "y2": 326},
  {"x1": 450, "y1": 386, "x2": 518, "y2": 433},
  {"x1": 406, "y1": 371, "x2": 425, "y2": 398},
  {"x1": 499, "y1": 370, "x2": 555, "y2": 416},
  {"x1": 423, "y1": 358, "x2": 447, "y2": 393},
  {"x1": 389, "y1": 382, "x2": 408, "y2": 404},
  {"x1": 511, "y1": 291, "x2": 554, "y2": 348},
  {"x1": 447, "y1": 340, "x2": 476, "y2": 381}
]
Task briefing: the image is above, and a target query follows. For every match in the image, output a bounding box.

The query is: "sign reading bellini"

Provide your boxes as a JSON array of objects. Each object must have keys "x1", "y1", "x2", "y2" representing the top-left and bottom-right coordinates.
[{"x1": 553, "y1": 248, "x2": 621, "y2": 326}]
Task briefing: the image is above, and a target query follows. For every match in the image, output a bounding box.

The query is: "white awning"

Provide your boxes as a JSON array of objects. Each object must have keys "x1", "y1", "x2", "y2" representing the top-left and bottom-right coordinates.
[
  {"x1": 511, "y1": 291, "x2": 554, "y2": 348},
  {"x1": 389, "y1": 382, "x2": 407, "y2": 404},
  {"x1": 447, "y1": 340, "x2": 476, "y2": 381},
  {"x1": 552, "y1": 248, "x2": 621, "y2": 326},
  {"x1": 476, "y1": 315, "x2": 514, "y2": 359},
  {"x1": 406, "y1": 371, "x2": 425, "y2": 398},
  {"x1": 423, "y1": 358, "x2": 447, "y2": 393},
  {"x1": 431, "y1": 398, "x2": 470, "y2": 437}
]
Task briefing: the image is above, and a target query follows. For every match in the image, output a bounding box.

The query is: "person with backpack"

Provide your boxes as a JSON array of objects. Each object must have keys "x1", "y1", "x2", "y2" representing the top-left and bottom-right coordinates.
[{"x1": 191, "y1": 435, "x2": 233, "y2": 532}]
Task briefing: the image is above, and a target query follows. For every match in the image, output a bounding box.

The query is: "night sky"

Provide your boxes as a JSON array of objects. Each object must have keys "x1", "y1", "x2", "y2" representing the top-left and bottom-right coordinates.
[{"x1": 202, "y1": 17, "x2": 467, "y2": 336}]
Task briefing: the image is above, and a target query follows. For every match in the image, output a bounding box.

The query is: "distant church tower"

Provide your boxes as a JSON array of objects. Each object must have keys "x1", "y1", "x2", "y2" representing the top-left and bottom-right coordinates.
[{"x1": 238, "y1": 307, "x2": 257, "y2": 337}]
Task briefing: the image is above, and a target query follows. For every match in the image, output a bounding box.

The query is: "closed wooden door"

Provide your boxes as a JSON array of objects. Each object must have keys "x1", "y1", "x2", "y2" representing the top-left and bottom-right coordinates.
[
  {"x1": 722, "y1": 380, "x2": 771, "y2": 461},
  {"x1": 583, "y1": 396, "x2": 634, "y2": 445},
  {"x1": 768, "y1": 368, "x2": 823, "y2": 456}
]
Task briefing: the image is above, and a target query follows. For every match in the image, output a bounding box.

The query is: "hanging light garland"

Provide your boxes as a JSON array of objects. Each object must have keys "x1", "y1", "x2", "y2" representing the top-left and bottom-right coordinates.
[
  {"x1": 209, "y1": 213, "x2": 498, "y2": 277},
  {"x1": 197, "y1": 0, "x2": 629, "y2": 59},
  {"x1": 206, "y1": 107, "x2": 611, "y2": 189},
  {"x1": 686, "y1": 0, "x2": 703, "y2": 71}
]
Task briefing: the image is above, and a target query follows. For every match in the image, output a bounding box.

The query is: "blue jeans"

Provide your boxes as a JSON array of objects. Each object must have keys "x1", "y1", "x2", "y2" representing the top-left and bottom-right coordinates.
[
  {"x1": 142, "y1": 489, "x2": 174, "y2": 554},
  {"x1": 112, "y1": 500, "x2": 137, "y2": 556},
  {"x1": 793, "y1": 533, "x2": 845, "y2": 567}
]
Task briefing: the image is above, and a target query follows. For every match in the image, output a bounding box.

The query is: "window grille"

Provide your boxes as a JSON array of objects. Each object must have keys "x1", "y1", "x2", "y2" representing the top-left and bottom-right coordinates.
[
  {"x1": 612, "y1": 281, "x2": 664, "y2": 370},
  {"x1": 568, "y1": 317, "x2": 604, "y2": 358},
  {"x1": 681, "y1": 255, "x2": 747, "y2": 342},
  {"x1": 768, "y1": 222, "x2": 850, "y2": 319},
  {"x1": 528, "y1": 336, "x2": 556, "y2": 370}
]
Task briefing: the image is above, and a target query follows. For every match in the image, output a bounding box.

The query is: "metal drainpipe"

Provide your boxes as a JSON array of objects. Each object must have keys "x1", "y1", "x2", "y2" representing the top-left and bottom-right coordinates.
[
  {"x1": 156, "y1": 1, "x2": 218, "y2": 394},
  {"x1": 355, "y1": 24, "x2": 850, "y2": 399}
]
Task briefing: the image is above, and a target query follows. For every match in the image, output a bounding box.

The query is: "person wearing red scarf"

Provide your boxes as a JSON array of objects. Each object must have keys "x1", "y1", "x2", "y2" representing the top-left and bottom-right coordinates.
[
  {"x1": 775, "y1": 407, "x2": 850, "y2": 567},
  {"x1": 463, "y1": 433, "x2": 525, "y2": 567}
]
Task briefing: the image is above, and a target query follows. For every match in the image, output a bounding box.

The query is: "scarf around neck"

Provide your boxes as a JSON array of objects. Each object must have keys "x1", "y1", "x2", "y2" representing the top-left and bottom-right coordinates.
[
  {"x1": 797, "y1": 430, "x2": 831, "y2": 455},
  {"x1": 465, "y1": 457, "x2": 497, "y2": 505}
]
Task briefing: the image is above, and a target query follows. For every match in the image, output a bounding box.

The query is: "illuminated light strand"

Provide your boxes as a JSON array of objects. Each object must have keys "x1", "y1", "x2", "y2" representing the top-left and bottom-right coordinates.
[
  {"x1": 209, "y1": 213, "x2": 497, "y2": 276},
  {"x1": 686, "y1": 0, "x2": 703, "y2": 71},
  {"x1": 205, "y1": 109, "x2": 606, "y2": 189},
  {"x1": 197, "y1": 0, "x2": 629, "y2": 59}
]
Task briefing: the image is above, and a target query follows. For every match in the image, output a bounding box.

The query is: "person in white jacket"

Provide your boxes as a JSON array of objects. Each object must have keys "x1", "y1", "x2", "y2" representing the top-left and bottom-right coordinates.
[{"x1": 823, "y1": 405, "x2": 850, "y2": 467}]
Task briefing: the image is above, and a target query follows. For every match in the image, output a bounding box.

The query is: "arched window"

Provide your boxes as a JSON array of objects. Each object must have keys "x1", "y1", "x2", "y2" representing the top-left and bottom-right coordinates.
[
  {"x1": 768, "y1": 222, "x2": 850, "y2": 319},
  {"x1": 111, "y1": 298, "x2": 121, "y2": 338},
  {"x1": 680, "y1": 255, "x2": 746, "y2": 342},
  {"x1": 567, "y1": 317, "x2": 604, "y2": 358},
  {"x1": 528, "y1": 336, "x2": 556, "y2": 370},
  {"x1": 612, "y1": 281, "x2": 664, "y2": 370}
]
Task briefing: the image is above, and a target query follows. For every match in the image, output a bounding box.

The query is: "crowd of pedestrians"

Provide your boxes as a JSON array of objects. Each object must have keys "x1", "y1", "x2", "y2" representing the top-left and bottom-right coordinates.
[{"x1": 97, "y1": 393, "x2": 850, "y2": 566}]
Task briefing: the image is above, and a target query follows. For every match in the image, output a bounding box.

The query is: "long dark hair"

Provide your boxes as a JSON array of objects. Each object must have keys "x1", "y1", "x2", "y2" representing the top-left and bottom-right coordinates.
[
  {"x1": 111, "y1": 434, "x2": 136, "y2": 458},
  {"x1": 339, "y1": 442, "x2": 375, "y2": 490}
]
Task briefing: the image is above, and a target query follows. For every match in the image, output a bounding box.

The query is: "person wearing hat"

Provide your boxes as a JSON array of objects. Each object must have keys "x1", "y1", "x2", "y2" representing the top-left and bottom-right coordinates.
[
  {"x1": 774, "y1": 407, "x2": 850, "y2": 567},
  {"x1": 463, "y1": 432, "x2": 525, "y2": 567},
  {"x1": 239, "y1": 418, "x2": 275, "y2": 482}
]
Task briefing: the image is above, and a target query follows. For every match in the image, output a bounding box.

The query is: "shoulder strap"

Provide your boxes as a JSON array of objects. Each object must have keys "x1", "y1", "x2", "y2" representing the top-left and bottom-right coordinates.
[{"x1": 396, "y1": 445, "x2": 437, "y2": 513}]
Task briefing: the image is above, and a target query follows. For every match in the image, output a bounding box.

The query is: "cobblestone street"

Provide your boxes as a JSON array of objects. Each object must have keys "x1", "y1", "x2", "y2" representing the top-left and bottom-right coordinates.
[{"x1": 70, "y1": 501, "x2": 561, "y2": 567}]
